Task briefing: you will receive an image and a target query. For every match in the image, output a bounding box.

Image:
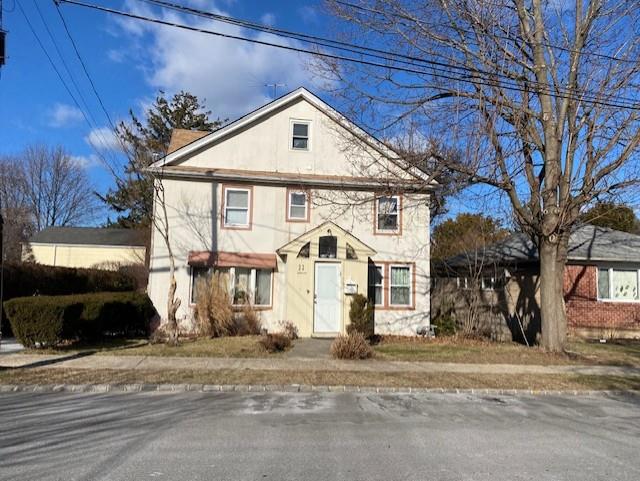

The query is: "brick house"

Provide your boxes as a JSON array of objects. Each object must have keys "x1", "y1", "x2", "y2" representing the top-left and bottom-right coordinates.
[{"x1": 432, "y1": 225, "x2": 640, "y2": 341}]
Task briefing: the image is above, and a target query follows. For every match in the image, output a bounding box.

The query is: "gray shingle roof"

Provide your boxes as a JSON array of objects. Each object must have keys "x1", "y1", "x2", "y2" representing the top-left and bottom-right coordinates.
[
  {"x1": 29, "y1": 227, "x2": 147, "y2": 247},
  {"x1": 439, "y1": 224, "x2": 640, "y2": 268}
]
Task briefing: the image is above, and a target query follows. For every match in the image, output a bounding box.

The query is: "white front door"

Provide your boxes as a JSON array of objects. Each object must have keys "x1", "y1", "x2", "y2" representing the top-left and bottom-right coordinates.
[{"x1": 314, "y1": 262, "x2": 341, "y2": 333}]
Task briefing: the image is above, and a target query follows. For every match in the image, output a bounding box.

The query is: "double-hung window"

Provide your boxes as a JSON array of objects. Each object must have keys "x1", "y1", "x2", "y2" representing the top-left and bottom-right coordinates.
[
  {"x1": 287, "y1": 189, "x2": 309, "y2": 221},
  {"x1": 389, "y1": 265, "x2": 412, "y2": 307},
  {"x1": 291, "y1": 121, "x2": 310, "y2": 150},
  {"x1": 376, "y1": 195, "x2": 400, "y2": 233},
  {"x1": 223, "y1": 186, "x2": 251, "y2": 228},
  {"x1": 598, "y1": 267, "x2": 639, "y2": 301}
]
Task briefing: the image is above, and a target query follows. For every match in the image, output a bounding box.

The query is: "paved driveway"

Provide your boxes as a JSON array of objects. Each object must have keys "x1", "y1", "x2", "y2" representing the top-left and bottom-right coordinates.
[{"x1": 0, "y1": 391, "x2": 638, "y2": 481}]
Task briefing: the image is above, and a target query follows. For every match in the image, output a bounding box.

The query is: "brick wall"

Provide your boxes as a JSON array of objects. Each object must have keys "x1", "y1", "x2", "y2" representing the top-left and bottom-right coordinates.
[{"x1": 564, "y1": 264, "x2": 640, "y2": 331}]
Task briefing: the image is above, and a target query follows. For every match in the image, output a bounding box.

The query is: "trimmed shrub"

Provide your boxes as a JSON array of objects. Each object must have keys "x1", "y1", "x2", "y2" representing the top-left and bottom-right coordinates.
[
  {"x1": 433, "y1": 297, "x2": 457, "y2": 337},
  {"x1": 3, "y1": 262, "x2": 141, "y2": 300},
  {"x1": 259, "y1": 333, "x2": 292, "y2": 353},
  {"x1": 330, "y1": 332, "x2": 374, "y2": 360},
  {"x1": 4, "y1": 292, "x2": 154, "y2": 348},
  {"x1": 347, "y1": 293, "x2": 374, "y2": 339}
]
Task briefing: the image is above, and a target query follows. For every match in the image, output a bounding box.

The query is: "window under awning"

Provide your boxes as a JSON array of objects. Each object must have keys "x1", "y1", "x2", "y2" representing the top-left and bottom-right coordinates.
[{"x1": 188, "y1": 251, "x2": 277, "y2": 269}]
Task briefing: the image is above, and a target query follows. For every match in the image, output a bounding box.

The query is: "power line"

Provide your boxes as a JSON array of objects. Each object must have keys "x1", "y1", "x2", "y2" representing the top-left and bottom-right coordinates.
[
  {"x1": 57, "y1": 0, "x2": 640, "y2": 111},
  {"x1": 32, "y1": 0, "x2": 120, "y2": 163},
  {"x1": 335, "y1": 0, "x2": 639, "y2": 65},
  {"x1": 15, "y1": 0, "x2": 113, "y2": 167},
  {"x1": 139, "y1": 0, "x2": 639, "y2": 108},
  {"x1": 53, "y1": 1, "x2": 117, "y2": 132}
]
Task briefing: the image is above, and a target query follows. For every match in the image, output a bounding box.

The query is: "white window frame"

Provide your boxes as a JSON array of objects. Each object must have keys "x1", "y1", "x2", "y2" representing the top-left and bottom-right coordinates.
[
  {"x1": 375, "y1": 195, "x2": 400, "y2": 233},
  {"x1": 223, "y1": 187, "x2": 251, "y2": 228},
  {"x1": 190, "y1": 266, "x2": 272, "y2": 307},
  {"x1": 287, "y1": 190, "x2": 308, "y2": 221},
  {"x1": 290, "y1": 119, "x2": 311, "y2": 151},
  {"x1": 597, "y1": 267, "x2": 640, "y2": 302},
  {"x1": 389, "y1": 264, "x2": 412, "y2": 307}
]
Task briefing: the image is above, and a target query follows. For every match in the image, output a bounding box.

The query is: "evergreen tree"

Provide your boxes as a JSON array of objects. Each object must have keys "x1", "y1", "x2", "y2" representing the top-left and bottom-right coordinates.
[{"x1": 102, "y1": 91, "x2": 224, "y2": 228}]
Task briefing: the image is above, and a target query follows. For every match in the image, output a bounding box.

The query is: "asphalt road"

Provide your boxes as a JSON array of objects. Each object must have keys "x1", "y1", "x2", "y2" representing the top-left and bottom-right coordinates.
[{"x1": 0, "y1": 391, "x2": 638, "y2": 481}]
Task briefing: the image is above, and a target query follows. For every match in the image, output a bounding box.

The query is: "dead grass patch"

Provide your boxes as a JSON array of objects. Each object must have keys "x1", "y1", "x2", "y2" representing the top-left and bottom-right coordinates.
[
  {"x1": 1, "y1": 367, "x2": 638, "y2": 391},
  {"x1": 374, "y1": 336, "x2": 640, "y2": 367}
]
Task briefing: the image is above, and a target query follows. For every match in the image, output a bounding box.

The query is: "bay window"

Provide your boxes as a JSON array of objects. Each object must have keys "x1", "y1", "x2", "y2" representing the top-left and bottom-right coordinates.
[{"x1": 191, "y1": 266, "x2": 272, "y2": 306}]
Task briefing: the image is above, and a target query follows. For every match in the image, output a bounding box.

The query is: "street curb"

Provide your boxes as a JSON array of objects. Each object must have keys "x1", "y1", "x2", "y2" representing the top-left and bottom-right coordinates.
[{"x1": 1, "y1": 383, "x2": 639, "y2": 397}]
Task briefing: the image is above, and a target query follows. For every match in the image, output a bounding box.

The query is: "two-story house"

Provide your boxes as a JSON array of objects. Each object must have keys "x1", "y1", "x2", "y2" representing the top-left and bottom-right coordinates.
[{"x1": 147, "y1": 88, "x2": 435, "y2": 337}]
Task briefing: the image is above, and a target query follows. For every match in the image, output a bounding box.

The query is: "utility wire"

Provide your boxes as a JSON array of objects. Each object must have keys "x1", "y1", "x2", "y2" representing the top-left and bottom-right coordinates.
[
  {"x1": 31, "y1": 0, "x2": 116, "y2": 160},
  {"x1": 139, "y1": 0, "x2": 639, "y2": 108},
  {"x1": 16, "y1": 0, "x2": 113, "y2": 167},
  {"x1": 335, "y1": 0, "x2": 640, "y2": 65},
  {"x1": 57, "y1": 0, "x2": 640, "y2": 111},
  {"x1": 53, "y1": 2, "x2": 117, "y2": 132}
]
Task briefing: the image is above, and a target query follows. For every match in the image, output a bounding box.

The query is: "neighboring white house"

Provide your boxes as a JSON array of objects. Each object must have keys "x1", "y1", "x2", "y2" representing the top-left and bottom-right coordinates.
[
  {"x1": 147, "y1": 87, "x2": 435, "y2": 337},
  {"x1": 23, "y1": 227, "x2": 147, "y2": 269}
]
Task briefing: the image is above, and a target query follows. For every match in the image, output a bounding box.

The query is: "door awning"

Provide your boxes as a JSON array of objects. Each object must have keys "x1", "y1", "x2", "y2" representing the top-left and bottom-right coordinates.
[{"x1": 188, "y1": 251, "x2": 277, "y2": 269}]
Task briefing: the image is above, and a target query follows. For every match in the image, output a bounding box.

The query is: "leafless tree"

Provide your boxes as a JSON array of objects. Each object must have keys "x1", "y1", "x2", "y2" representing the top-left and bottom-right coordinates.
[
  {"x1": 19, "y1": 144, "x2": 101, "y2": 231},
  {"x1": 150, "y1": 174, "x2": 181, "y2": 345},
  {"x1": 320, "y1": 0, "x2": 640, "y2": 351},
  {"x1": 0, "y1": 157, "x2": 33, "y2": 261}
]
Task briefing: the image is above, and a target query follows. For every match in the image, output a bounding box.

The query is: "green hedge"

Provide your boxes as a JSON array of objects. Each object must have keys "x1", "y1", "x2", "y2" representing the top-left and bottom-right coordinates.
[
  {"x1": 2, "y1": 262, "x2": 141, "y2": 300},
  {"x1": 4, "y1": 292, "x2": 155, "y2": 348}
]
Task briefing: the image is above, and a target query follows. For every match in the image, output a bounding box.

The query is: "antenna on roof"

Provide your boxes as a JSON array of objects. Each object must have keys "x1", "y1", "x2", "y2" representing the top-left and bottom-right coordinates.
[{"x1": 265, "y1": 83, "x2": 286, "y2": 99}]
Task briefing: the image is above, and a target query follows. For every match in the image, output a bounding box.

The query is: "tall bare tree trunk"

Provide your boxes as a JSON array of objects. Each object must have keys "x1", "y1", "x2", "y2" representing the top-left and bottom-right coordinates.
[{"x1": 539, "y1": 238, "x2": 567, "y2": 352}]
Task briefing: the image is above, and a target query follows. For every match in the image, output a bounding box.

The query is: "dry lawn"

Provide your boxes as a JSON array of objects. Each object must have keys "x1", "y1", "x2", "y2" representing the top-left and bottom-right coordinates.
[
  {"x1": 0, "y1": 367, "x2": 638, "y2": 391},
  {"x1": 23, "y1": 337, "x2": 272, "y2": 358},
  {"x1": 374, "y1": 336, "x2": 640, "y2": 367}
]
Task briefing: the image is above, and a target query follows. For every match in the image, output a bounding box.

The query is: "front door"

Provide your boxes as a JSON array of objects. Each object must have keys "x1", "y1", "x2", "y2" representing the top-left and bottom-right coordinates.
[{"x1": 314, "y1": 262, "x2": 341, "y2": 333}]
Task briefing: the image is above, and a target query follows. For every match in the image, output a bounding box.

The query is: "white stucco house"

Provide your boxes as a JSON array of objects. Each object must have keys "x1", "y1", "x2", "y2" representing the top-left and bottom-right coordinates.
[{"x1": 147, "y1": 87, "x2": 435, "y2": 337}]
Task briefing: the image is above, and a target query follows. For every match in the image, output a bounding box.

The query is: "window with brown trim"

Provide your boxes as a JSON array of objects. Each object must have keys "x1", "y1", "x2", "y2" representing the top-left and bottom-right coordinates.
[
  {"x1": 375, "y1": 195, "x2": 401, "y2": 234},
  {"x1": 222, "y1": 185, "x2": 252, "y2": 229},
  {"x1": 286, "y1": 189, "x2": 309, "y2": 222}
]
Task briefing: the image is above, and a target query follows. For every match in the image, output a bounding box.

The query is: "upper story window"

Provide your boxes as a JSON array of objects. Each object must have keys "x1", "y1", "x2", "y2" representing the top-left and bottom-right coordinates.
[
  {"x1": 598, "y1": 267, "x2": 639, "y2": 301},
  {"x1": 291, "y1": 120, "x2": 310, "y2": 150},
  {"x1": 223, "y1": 186, "x2": 251, "y2": 229},
  {"x1": 375, "y1": 195, "x2": 401, "y2": 234},
  {"x1": 287, "y1": 189, "x2": 309, "y2": 222}
]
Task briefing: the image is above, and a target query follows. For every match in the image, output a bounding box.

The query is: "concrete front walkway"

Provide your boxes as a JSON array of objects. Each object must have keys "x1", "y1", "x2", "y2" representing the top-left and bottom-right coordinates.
[{"x1": 1, "y1": 353, "x2": 639, "y2": 377}]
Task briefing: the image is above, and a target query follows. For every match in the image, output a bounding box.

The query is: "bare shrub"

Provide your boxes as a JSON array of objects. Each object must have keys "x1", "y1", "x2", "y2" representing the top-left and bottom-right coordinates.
[
  {"x1": 235, "y1": 302, "x2": 262, "y2": 336},
  {"x1": 194, "y1": 272, "x2": 234, "y2": 337},
  {"x1": 259, "y1": 333, "x2": 292, "y2": 353},
  {"x1": 278, "y1": 320, "x2": 299, "y2": 340},
  {"x1": 330, "y1": 332, "x2": 374, "y2": 360}
]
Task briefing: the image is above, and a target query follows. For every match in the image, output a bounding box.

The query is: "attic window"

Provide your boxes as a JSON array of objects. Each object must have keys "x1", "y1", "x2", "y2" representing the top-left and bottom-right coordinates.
[
  {"x1": 319, "y1": 236, "x2": 337, "y2": 259},
  {"x1": 297, "y1": 242, "x2": 310, "y2": 258},
  {"x1": 346, "y1": 243, "x2": 357, "y2": 260},
  {"x1": 291, "y1": 121, "x2": 310, "y2": 150}
]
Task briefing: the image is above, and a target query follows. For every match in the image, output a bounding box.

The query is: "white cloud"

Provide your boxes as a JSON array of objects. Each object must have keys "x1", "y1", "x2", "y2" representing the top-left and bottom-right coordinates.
[
  {"x1": 85, "y1": 126, "x2": 121, "y2": 152},
  {"x1": 69, "y1": 154, "x2": 102, "y2": 169},
  {"x1": 260, "y1": 13, "x2": 276, "y2": 27},
  {"x1": 107, "y1": 49, "x2": 126, "y2": 63},
  {"x1": 48, "y1": 103, "x2": 84, "y2": 127},
  {"x1": 116, "y1": 1, "x2": 319, "y2": 119}
]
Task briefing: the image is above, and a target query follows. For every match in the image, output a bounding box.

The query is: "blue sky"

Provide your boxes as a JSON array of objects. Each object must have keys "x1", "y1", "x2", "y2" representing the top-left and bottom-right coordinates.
[{"x1": 0, "y1": 0, "x2": 327, "y2": 217}]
